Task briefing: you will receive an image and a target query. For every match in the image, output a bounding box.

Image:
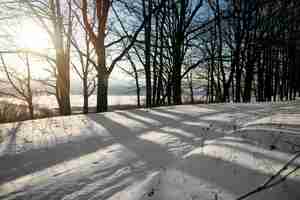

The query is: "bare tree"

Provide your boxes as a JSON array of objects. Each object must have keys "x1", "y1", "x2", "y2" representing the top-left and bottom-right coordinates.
[
  {"x1": 22, "y1": 0, "x2": 73, "y2": 115},
  {"x1": 117, "y1": 57, "x2": 143, "y2": 107},
  {"x1": 80, "y1": 0, "x2": 145, "y2": 112},
  {"x1": 0, "y1": 53, "x2": 34, "y2": 119},
  {"x1": 71, "y1": 36, "x2": 97, "y2": 113},
  {"x1": 71, "y1": 23, "x2": 97, "y2": 113}
]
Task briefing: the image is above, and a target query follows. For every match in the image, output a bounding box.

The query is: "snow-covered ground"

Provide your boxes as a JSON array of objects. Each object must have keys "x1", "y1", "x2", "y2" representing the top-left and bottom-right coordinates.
[{"x1": 0, "y1": 101, "x2": 300, "y2": 200}]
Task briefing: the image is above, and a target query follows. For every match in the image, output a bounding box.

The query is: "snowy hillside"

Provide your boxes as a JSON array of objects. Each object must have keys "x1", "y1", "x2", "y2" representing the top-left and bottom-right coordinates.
[{"x1": 0, "y1": 102, "x2": 300, "y2": 200}]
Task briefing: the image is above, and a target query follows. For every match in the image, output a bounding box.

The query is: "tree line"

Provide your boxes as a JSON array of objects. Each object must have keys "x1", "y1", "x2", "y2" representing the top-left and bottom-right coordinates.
[{"x1": 0, "y1": 0, "x2": 299, "y2": 118}]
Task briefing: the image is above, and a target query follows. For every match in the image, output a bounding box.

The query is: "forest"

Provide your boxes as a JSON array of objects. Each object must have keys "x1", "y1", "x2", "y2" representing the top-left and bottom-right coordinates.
[
  {"x1": 1, "y1": 1, "x2": 300, "y2": 199},
  {"x1": 0, "y1": 0, "x2": 299, "y2": 119}
]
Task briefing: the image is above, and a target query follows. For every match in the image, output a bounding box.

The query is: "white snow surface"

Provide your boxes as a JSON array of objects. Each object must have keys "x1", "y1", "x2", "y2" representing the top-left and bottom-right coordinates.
[{"x1": 1, "y1": 101, "x2": 300, "y2": 200}]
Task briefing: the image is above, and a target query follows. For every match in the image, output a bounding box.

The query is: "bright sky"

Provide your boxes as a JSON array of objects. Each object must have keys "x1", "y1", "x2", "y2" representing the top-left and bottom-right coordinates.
[
  {"x1": 0, "y1": 17, "x2": 131, "y2": 86},
  {"x1": 0, "y1": 18, "x2": 52, "y2": 79},
  {"x1": 15, "y1": 20, "x2": 51, "y2": 51}
]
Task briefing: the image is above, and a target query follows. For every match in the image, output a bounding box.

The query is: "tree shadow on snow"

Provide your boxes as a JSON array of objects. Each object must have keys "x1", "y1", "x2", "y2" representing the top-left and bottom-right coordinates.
[{"x1": 173, "y1": 150, "x2": 300, "y2": 200}]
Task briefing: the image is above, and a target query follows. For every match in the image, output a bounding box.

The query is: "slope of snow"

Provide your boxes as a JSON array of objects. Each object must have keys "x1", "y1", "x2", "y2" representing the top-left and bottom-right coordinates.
[
  {"x1": 0, "y1": 102, "x2": 300, "y2": 200},
  {"x1": 155, "y1": 137, "x2": 300, "y2": 200}
]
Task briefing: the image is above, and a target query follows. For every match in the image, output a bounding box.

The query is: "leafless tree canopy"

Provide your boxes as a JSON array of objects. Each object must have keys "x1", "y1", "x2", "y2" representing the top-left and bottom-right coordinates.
[{"x1": 0, "y1": 0, "x2": 299, "y2": 114}]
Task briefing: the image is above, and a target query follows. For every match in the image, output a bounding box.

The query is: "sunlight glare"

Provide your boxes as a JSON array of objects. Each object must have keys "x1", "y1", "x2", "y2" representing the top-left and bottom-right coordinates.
[{"x1": 16, "y1": 21, "x2": 51, "y2": 51}]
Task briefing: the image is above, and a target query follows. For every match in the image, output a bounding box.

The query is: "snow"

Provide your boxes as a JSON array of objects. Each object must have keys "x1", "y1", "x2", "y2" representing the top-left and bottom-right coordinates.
[
  {"x1": 246, "y1": 114, "x2": 300, "y2": 128},
  {"x1": 0, "y1": 101, "x2": 300, "y2": 199}
]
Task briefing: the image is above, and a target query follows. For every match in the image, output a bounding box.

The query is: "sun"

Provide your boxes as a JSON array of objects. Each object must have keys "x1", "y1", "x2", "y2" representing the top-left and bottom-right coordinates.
[{"x1": 16, "y1": 20, "x2": 51, "y2": 51}]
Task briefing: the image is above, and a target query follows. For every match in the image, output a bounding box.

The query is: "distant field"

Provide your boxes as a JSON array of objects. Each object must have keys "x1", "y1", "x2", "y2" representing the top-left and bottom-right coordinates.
[
  {"x1": 0, "y1": 94, "x2": 205, "y2": 110},
  {"x1": 0, "y1": 95, "x2": 141, "y2": 108}
]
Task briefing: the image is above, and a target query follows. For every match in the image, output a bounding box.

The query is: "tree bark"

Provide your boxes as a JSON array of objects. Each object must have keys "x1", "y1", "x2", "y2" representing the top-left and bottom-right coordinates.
[
  {"x1": 143, "y1": 0, "x2": 152, "y2": 108},
  {"x1": 96, "y1": 72, "x2": 108, "y2": 112},
  {"x1": 83, "y1": 78, "x2": 89, "y2": 114},
  {"x1": 96, "y1": 32, "x2": 108, "y2": 112}
]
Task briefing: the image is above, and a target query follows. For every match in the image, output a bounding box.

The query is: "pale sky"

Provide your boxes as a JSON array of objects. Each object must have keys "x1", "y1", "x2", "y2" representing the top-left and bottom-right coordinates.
[{"x1": 0, "y1": 17, "x2": 134, "y2": 88}]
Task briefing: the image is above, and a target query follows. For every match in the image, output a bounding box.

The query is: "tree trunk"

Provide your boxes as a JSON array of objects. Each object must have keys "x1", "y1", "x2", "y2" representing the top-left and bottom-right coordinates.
[
  {"x1": 134, "y1": 69, "x2": 140, "y2": 107},
  {"x1": 145, "y1": 66, "x2": 152, "y2": 108},
  {"x1": 136, "y1": 85, "x2": 141, "y2": 107},
  {"x1": 28, "y1": 99, "x2": 34, "y2": 119},
  {"x1": 210, "y1": 62, "x2": 215, "y2": 103},
  {"x1": 83, "y1": 78, "x2": 89, "y2": 114},
  {"x1": 143, "y1": 0, "x2": 152, "y2": 108},
  {"x1": 127, "y1": 53, "x2": 141, "y2": 107},
  {"x1": 235, "y1": 67, "x2": 242, "y2": 102},
  {"x1": 244, "y1": 67, "x2": 254, "y2": 102},
  {"x1": 156, "y1": 3, "x2": 166, "y2": 106},
  {"x1": 96, "y1": 72, "x2": 108, "y2": 112},
  {"x1": 53, "y1": 0, "x2": 71, "y2": 116},
  {"x1": 172, "y1": 63, "x2": 182, "y2": 105},
  {"x1": 232, "y1": 42, "x2": 242, "y2": 103},
  {"x1": 244, "y1": 47, "x2": 255, "y2": 102},
  {"x1": 172, "y1": 0, "x2": 185, "y2": 105},
  {"x1": 257, "y1": 50, "x2": 264, "y2": 101},
  {"x1": 56, "y1": 55, "x2": 71, "y2": 115},
  {"x1": 188, "y1": 73, "x2": 194, "y2": 103},
  {"x1": 274, "y1": 49, "x2": 280, "y2": 102},
  {"x1": 264, "y1": 48, "x2": 272, "y2": 101},
  {"x1": 95, "y1": 30, "x2": 109, "y2": 113},
  {"x1": 156, "y1": 66, "x2": 163, "y2": 105},
  {"x1": 152, "y1": 14, "x2": 159, "y2": 106},
  {"x1": 167, "y1": 76, "x2": 172, "y2": 105}
]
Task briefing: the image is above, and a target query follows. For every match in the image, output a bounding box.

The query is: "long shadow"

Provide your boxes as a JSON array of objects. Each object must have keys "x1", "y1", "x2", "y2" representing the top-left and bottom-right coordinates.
[
  {"x1": 175, "y1": 152, "x2": 300, "y2": 199},
  {"x1": 87, "y1": 108, "x2": 242, "y2": 166},
  {"x1": 88, "y1": 114, "x2": 177, "y2": 169},
  {"x1": 128, "y1": 109, "x2": 183, "y2": 124},
  {"x1": 8, "y1": 164, "x2": 146, "y2": 200},
  {"x1": 115, "y1": 111, "x2": 158, "y2": 128},
  {"x1": 15, "y1": 159, "x2": 148, "y2": 200},
  {"x1": 233, "y1": 129, "x2": 300, "y2": 153},
  {"x1": 125, "y1": 109, "x2": 228, "y2": 144},
  {"x1": 134, "y1": 108, "x2": 240, "y2": 133},
  {"x1": 120, "y1": 108, "x2": 242, "y2": 145},
  {"x1": 1, "y1": 108, "x2": 218, "y2": 185},
  {"x1": 1, "y1": 103, "x2": 299, "y2": 199},
  {"x1": 225, "y1": 104, "x2": 280, "y2": 120},
  {"x1": 204, "y1": 138, "x2": 299, "y2": 166},
  {"x1": 151, "y1": 106, "x2": 216, "y2": 118},
  {"x1": 110, "y1": 109, "x2": 187, "y2": 135},
  {"x1": 1, "y1": 122, "x2": 22, "y2": 155},
  {"x1": 200, "y1": 105, "x2": 281, "y2": 130},
  {"x1": 237, "y1": 127, "x2": 300, "y2": 138},
  {"x1": 0, "y1": 121, "x2": 116, "y2": 185},
  {"x1": 156, "y1": 117, "x2": 225, "y2": 140},
  {"x1": 127, "y1": 108, "x2": 227, "y2": 129},
  {"x1": 116, "y1": 109, "x2": 217, "y2": 134},
  {"x1": 0, "y1": 104, "x2": 275, "y2": 181},
  {"x1": 115, "y1": 110, "x2": 229, "y2": 156}
]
